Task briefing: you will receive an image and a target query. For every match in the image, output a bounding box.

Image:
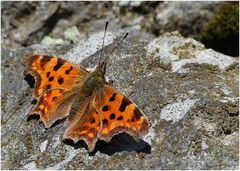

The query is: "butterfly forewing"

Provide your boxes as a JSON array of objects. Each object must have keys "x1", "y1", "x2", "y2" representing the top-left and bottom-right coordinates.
[
  {"x1": 25, "y1": 55, "x2": 88, "y2": 97},
  {"x1": 24, "y1": 55, "x2": 88, "y2": 128}
]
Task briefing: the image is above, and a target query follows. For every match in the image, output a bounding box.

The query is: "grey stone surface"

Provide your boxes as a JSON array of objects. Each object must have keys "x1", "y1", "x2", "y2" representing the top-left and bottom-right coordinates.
[
  {"x1": 1, "y1": 30, "x2": 239, "y2": 169},
  {"x1": 155, "y1": 1, "x2": 221, "y2": 37}
]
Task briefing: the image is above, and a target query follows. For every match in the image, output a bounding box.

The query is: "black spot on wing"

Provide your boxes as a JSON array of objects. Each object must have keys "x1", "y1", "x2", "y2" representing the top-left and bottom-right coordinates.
[
  {"x1": 48, "y1": 76, "x2": 54, "y2": 82},
  {"x1": 102, "y1": 105, "x2": 109, "y2": 112},
  {"x1": 40, "y1": 55, "x2": 52, "y2": 62},
  {"x1": 134, "y1": 108, "x2": 142, "y2": 120},
  {"x1": 119, "y1": 97, "x2": 131, "y2": 112},
  {"x1": 109, "y1": 93, "x2": 117, "y2": 102},
  {"x1": 53, "y1": 58, "x2": 65, "y2": 71},
  {"x1": 110, "y1": 113, "x2": 115, "y2": 120},
  {"x1": 117, "y1": 116, "x2": 123, "y2": 120},
  {"x1": 46, "y1": 72, "x2": 50, "y2": 78},
  {"x1": 90, "y1": 117, "x2": 96, "y2": 124},
  {"x1": 103, "y1": 118, "x2": 108, "y2": 126},
  {"x1": 58, "y1": 77, "x2": 64, "y2": 84},
  {"x1": 44, "y1": 84, "x2": 52, "y2": 91},
  {"x1": 65, "y1": 70, "x2": 70, "y2": 75},
  {"x1": 65, "y1": 66, "x2": 73, "y2": 75}
]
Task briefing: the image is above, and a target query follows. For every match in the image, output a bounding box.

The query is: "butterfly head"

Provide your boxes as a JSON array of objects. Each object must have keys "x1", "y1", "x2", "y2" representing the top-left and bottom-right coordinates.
[
  {"x1": 98, "y1": 60, "x2": 107, "y2": 76},
  {"x1": 97, "y1": 22, "x2": 128, "y2": 78}
]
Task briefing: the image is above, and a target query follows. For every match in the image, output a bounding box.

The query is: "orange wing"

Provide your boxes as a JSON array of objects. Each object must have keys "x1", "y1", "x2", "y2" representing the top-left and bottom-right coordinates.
[
  {"x1": 95, "y1": 85, "x2": 149, "y2": 143},
  {"x1": 24, "y1": 55, "x2": 88, "y2": 128},
  {"x1": 63, "y1": 97, "x2": 102, "y2": 152},
  {"x1": 63, "y1": 84, "x2": 149, "y2": 152}
]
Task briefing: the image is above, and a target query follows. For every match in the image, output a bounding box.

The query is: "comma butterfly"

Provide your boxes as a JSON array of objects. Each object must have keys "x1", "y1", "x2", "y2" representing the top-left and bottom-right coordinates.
[{"x1": 24, "y1": 22, "x2": 149, "y2": 152}]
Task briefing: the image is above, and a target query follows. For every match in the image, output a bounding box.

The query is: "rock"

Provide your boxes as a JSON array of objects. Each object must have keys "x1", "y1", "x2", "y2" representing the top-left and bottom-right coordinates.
[
  {"x1": 1, "y1": 2, "x2": 61, "y2": 48},
  {"x1": 41, "y1": 36, "x2": 64, "y2": 45},
  {"x1": 115, "y1": 1, "x2": 223, "y2": 39},
  {"x1": 147, "y1": 31, "x2": 237, "y2": 73},
  {"x1": 111, "y1": 1, "x2": 239, "y2": 57},
  {"x1": 2, "y1": 1, "x2": 238, "y2": 58},
  {"x1": 64, "y1": 26, "x2": 85, "y2": 43},
  {"x1": 155, "y1": 1, "x2": 222, "y2": 37},
  {"x1": 1, "y1": 29, "x2": 238, "y2": 170}
]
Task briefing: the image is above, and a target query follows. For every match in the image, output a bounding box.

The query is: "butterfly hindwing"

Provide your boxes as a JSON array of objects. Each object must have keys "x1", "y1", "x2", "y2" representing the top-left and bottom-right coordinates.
[
  {"x1": 30, "y1": 89, "x2": 79, "y2": 128},
  {"x1": 95, "y1": 85, "x2": 149, "y2": 143},
  {"x1": 63, "y1": 85, "x2": 149, "y2": 152},
  {"x1": 63, "y1": 98, "x2": 102, "y2": 152}
]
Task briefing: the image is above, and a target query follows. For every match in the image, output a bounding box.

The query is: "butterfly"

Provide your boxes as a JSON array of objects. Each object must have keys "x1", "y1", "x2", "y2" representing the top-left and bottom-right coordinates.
[{"x1": 24, "y1": 22, "x2": 149, "y2": 152}]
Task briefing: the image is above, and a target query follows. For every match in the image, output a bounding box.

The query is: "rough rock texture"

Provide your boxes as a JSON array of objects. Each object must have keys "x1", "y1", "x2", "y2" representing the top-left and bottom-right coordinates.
[
  {"x1": 154, "y1": 1, "x2": 221, "y2": 37},
  {"x1": 2, "y1": 1, "x2": 238, "y2": 57},
  {"x1": 1, "y1": 29, "x2": 239, "y2": 169},
  {"x1": 1, "y1": 2, "x2": 224, "y2": 51},
  {"x1": 1, "y1": 1, "x2": 239, "y2": 170}
]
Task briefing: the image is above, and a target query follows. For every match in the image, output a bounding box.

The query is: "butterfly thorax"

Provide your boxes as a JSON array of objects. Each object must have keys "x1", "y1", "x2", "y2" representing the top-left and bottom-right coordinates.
[{"x1": 81, "y1": 67, "x2": 105, "y2": 97}]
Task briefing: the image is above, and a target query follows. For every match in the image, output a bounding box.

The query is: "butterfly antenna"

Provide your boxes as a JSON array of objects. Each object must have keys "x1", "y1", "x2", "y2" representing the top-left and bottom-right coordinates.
[
  {"x1": 98, "y1": 21, "x2": 109, "y2": 67},
  {"x1": 101, "y1": 32, "x2": 128, "y2": 66}
]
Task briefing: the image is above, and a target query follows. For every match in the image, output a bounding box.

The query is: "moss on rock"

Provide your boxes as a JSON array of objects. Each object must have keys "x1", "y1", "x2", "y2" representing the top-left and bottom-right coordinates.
[{"x1": 199, "y1": 2, "x2": 239, "y2": 57}]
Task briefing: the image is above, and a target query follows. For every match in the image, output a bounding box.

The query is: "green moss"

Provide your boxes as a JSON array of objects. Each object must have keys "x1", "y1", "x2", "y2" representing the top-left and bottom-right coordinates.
[{"x1": 199, "y1": 2, "x2": 239, "y2": 56}]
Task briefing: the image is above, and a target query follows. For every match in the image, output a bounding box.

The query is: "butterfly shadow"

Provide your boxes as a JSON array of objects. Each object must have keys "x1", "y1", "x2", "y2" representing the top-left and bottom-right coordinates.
[
  {"x1": 26, "y1": 114, "x2": 67, "y2": 129},
  {"x1": 27, "y1": 115, "x2": 151, "y2": 156},
  {"x1": 63, "y1": 133, "x2": 151, "y2": 156}
]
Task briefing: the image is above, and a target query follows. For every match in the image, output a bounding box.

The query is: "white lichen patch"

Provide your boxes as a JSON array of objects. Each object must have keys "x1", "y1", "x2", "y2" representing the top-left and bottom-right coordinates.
[
  {"x1": 64, "y1": 31, "x2": 116, "y2": 64},
  {"x1": 24, "y1": 161, "x2": 36, "y2": 170},
  {"x1": 90, "y1": 152, "x2": 111, "y2": 160},
  {"x1": 192, "y1": 116, "x2": 216, "y2": 133},
  {"x1": 51, "y1": 135, "x2": 61, "y2": 149},
  {"x1": 46, "y1": 148, "x2": 80, "y2": 170},
  {"x1": 194, "y1": 49, "x2": 237, "y2": 70},
  {"x1": 40, "y1": 140, "x2": 48, "y2": 153},
  {"x1": 201, "y1": 138, "x2": 208, "y2": 150},
  {"x1": 171, "y1": 49, "x2": 237, "y2": 73},
  {"x1": 41, "y1": 36, "x2": 64, "y2": 45},
  {"x1": 147, "y1": 31, "x2": 238, "y2": 73},
  {"x1": 218, "y1": 83, "x2": 234, "y2": 96},
  {"x1": 188, "y1": 90, "x2": 196, "y2": 95},
  {"x1": 64, "y1": 26, "x2": 85, "y2": 43},
  {"x1": 147, "y1": 32, "x2": 181, "y2": 62},
  {"x1": 221, "y1": 132, "x2": 239, "y2": 146},
  {"x1": 160, "y1": 99, "x2": 197, "y2": 123},
  {"x1": 143, "y1": 119, "x2": 157, "y2": 145},
  {"x1": 220, "y1": 97, "x2": 239, "y2": 103}
]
